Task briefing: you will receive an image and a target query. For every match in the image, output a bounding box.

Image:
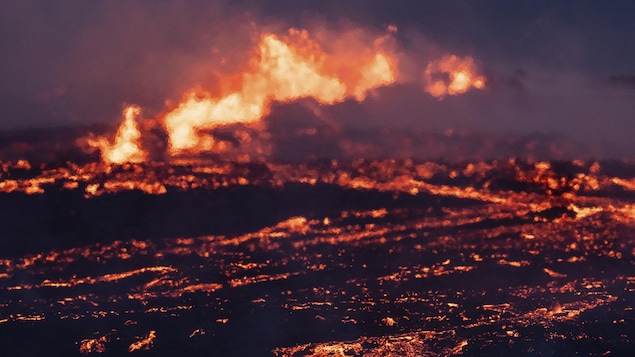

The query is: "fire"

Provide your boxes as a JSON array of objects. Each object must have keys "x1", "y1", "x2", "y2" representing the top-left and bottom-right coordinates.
[
  {"x1": 88, "y1": 106, "x2": 146, "y2": 164},
  {"x1": 88, "y1": 27, "x2": 487, "y2": 162},
  {"x1": 165, "y1": 30, "x2": 396, "y2": 154},
  {"x1": 259, "y1": 34, "x2": 347, "y2": 103},
  {"x1": 424, "y1": 55, "x2": 485, "y2": 99},
  {"x1": 352, "y1": 53, "x2": 395, "y2": 101},
  {"x1": 128, "y1": 330, "x2": 156, "y2": 352}
]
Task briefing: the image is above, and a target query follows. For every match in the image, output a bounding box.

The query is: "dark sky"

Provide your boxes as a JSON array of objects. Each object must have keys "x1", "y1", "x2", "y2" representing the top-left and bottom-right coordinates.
[{"x1": 1, "y1": 1, "x2": 634, "y2": 154}]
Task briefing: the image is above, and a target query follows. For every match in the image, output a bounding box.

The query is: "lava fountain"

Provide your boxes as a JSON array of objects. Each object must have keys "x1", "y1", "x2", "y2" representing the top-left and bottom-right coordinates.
[{"x1": 89, "y1": 26, "x2": 486, "y2": 164}]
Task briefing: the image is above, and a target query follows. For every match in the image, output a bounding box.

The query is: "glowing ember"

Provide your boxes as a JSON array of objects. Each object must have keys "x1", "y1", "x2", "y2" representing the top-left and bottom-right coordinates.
[
  {"x1": 128, "y1": 330, "x2": 156, "y2": 352},
  {"x1": 79, "y1": 335, "x2": 108, "y2": 354}
]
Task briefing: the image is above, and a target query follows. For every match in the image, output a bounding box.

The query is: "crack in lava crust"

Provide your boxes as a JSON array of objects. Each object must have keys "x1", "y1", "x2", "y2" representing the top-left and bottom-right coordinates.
[{"x1": 0, "y1": 159, "x2": 633, "y2": 356}]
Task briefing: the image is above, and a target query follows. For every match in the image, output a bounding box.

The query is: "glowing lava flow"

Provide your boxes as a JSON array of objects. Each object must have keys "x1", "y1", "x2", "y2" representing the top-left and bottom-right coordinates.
[
  {"x1": 1, "y1": 159, "x2": 633, "y2": 355},
  {"x1": 164, "y1": 30, "x2": 396, "y2": 154},
  {"x1": 424, "y1": 55, "x2": 485, "y2": 99},
  {"x1": 89, "y1": 106, "x2": 146, "y2": 164}
]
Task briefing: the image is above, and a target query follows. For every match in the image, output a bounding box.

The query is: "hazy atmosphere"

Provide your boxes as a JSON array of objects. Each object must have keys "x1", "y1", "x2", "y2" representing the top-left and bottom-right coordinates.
[
  {"x1": 1, "y1": 0, "x2": 634, "y2": 158},
  {"x1": 1, "y1": 2, "x2": 635, "y2": 356}
]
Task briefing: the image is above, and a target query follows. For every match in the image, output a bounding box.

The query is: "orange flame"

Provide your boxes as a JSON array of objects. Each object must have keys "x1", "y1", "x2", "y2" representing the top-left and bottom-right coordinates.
[
  {"x1": 89, "y1": 106, "x2": 146, "y2": 164},
  {"x1": 88, "y1": 27, "x2": 487, "y2": 163},
  {"x1": 424, "y1": 55, "x2": 485, "y2": 99},
  {"x1": 164, "y1": 29, "x2": 396, "y2": 154}
]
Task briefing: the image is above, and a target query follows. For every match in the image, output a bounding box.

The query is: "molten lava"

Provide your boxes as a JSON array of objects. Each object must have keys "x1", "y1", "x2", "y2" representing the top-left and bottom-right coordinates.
[
  {"x1": 87, "y1": 27, "x2": 487, "y2": 164},
  {"x1": 0, "y1": 158, "x2": 632, "y2": 355},
  {"x1": 89, "y1": 106, "x2": 146, "y2": 164},
  {"x1": 164, "y1": 30, "x2": 396, "y2": 154},
  {"x1": 424, "y1": 55, "x2": 485, "y2": 99}
]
